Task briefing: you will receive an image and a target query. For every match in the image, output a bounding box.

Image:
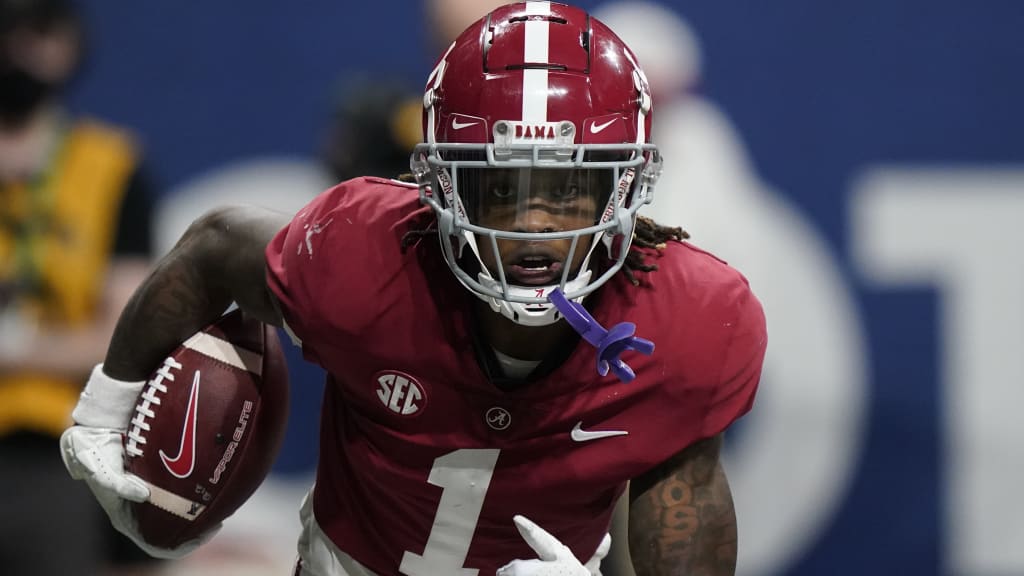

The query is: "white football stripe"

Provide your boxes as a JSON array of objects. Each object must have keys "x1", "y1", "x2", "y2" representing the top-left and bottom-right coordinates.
[
  {"x1": 183, "y1": 332, "x2": 263, "y2": 375},
  {"x1": 522, "y1": 1, "x2": 551, "y2": 123},
  {"x1": 145, "y1": 481, "x2": 206, "y2": 521}
]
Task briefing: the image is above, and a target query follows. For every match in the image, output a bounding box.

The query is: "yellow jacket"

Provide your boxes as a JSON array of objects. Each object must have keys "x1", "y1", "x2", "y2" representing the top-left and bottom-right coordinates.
[{"x1": 0, "y1": 118, "x2": 140, "y2": 437}]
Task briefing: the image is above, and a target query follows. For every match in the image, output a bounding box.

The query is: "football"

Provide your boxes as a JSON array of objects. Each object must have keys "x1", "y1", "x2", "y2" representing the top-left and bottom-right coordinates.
[{"x1": 123, "y1": 308, "x2": 290, "y2": 549}]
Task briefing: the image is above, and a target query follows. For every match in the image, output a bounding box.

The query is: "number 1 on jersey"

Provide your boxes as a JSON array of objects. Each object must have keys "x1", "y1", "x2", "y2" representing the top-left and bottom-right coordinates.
[{"x1": 399, "y1": 449, "x2": 500, "y2": 576}]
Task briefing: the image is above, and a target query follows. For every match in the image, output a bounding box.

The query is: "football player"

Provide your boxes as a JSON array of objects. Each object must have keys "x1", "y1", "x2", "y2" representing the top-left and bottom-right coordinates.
[{"x1": 60, "y1": 2, "x2": 766, "y2": 575}]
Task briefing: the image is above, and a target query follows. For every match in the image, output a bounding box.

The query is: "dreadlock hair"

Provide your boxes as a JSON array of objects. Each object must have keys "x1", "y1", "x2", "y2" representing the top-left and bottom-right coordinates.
[
  {"x1": 397, "y1": 173, "x2": 436, "y2": 252},
  {"x1": 621, "y1": 215, "x2": 689, "y2": 285},
  {"x1": 395, "y1": 172, "x2": 689, "y2": 286}
]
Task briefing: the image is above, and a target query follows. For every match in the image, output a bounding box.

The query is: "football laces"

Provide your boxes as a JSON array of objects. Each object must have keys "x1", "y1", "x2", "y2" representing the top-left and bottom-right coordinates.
[{"x1": 125, "y1": 357, "x2": 183, "y2": 458}]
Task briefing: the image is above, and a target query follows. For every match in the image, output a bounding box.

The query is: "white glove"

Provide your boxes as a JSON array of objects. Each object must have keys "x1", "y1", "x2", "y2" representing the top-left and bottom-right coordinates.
[
  {"x1": 60, "y1": 363, "x2": 218, "y2": 559},
  {"x1": 497, "y1": 515, "x2": 612, "y2": 576}
]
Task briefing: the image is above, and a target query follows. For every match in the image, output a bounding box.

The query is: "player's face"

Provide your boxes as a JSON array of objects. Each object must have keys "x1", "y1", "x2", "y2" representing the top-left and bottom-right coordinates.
[{"x1": 460, "y1": 167, "x2": 612, "y2": 286}]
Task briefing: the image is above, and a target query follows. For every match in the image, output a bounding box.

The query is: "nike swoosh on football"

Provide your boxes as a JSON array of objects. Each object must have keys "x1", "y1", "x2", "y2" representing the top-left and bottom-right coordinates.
[
  {"x1": 451, "y1": 118, "x2": 479, "y2": 130},
  {"x1": 588, "y1": 118, "x2": 618, "y2": 134},
  {"x1": 571, "y1": 421, "x2": 629, "y2": 442},
  {"x1": 160, "y1": 370, "x2": 201, "y2": 478}
]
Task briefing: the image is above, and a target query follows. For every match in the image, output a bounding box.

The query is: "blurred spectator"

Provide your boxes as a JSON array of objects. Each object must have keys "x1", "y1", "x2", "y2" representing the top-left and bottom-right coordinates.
[
  {"x1": 322, "y1": 76, "x2": 422, "y2": 182},
  {"x1": 321, "y1": 0, "x2": 509, "y2": 183},
  {"x1": 0, "y1": 0, "x2": 158, "y2": 573}
]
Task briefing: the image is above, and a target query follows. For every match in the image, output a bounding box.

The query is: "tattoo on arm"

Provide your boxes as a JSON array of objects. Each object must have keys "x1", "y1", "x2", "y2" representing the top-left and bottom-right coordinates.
[
  {"x1": 103, "y1": 207, "x2": 286, "y2": 381},
  {"x1": 628, "y1": 434, "x2": 738, "y2": 576},
  {"x1": 104, "y1": 245, "x2": 232, "y2": 380}
]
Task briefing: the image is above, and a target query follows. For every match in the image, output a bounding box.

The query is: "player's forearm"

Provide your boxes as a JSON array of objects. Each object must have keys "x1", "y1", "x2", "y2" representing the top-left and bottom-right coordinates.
[
  {"x1": 628, "y1": 436, "x2": 738, "y2": 576},
  {"x1": 103, "y1": 206, "x2": 287, "y2": 381}
]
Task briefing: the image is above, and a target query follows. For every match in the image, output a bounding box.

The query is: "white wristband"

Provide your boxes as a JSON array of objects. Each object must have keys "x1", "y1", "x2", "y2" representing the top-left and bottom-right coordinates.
[{"x1": 71, "y1": 363, "x2": 146, "y2": 429}]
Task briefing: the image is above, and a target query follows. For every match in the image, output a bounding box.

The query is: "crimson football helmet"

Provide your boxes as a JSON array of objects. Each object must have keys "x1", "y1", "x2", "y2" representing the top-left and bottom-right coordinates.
[{"x1": 411, "y1": 1, "x2": 661, "y2": 326}]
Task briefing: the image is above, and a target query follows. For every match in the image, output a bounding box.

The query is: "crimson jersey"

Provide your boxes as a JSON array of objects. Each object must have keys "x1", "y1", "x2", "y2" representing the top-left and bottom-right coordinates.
[{"x1": 265, "y1": 177, "x2": 766, "y2": 576}]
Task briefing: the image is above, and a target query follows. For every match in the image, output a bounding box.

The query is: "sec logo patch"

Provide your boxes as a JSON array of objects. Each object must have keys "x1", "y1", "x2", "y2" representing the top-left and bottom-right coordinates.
[{"x1": 375, "y1": 371, "x2": 426, "y2": 416}]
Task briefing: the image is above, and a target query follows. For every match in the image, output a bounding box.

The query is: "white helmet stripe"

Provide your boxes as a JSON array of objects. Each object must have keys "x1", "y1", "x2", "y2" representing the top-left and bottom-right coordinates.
[
  {"x1": 425, "y1": 41, "x2": 458, "y2": 144},
  {"x1": 522, "y1": 1, "x2": 551, "y2": 123},
  {"x1": 621, "y1": 48, "x2": 649, "y2": 144}
]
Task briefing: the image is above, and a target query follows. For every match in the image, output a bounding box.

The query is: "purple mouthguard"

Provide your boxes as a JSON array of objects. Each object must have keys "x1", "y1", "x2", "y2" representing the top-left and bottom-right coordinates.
[{"x1": 548, "y1": 289, "x2": 654, "y2": 383}]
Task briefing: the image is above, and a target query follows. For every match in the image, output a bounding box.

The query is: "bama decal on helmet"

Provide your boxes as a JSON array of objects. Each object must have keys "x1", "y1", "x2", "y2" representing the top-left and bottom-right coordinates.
[
  {"x1": 510, "y1": 122, "x2": 556, "y2": 140},
  {"x1": 493, "y1": 120, "x2": 576, "y2": 148},
  {"x1": 375, "y1": 371, "x2": 427, "y2": 416}
]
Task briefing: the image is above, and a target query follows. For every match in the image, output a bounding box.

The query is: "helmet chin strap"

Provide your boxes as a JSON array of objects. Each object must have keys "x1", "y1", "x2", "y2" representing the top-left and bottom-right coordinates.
[
  {"x1": 468, "y1": 218, "x2": 597, "y2": 327},
  {"x1": 477, "y1": 269, "x2": 593, "y2": 327}
]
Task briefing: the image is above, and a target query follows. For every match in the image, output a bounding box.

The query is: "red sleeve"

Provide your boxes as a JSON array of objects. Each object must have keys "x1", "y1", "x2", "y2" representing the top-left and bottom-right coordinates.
[
  {"x1": 264, "y1": 188, "x2": 344, "y2": 367},
  {"x1": 699, "y1": 284, "x2": 767, "y2": 438}
]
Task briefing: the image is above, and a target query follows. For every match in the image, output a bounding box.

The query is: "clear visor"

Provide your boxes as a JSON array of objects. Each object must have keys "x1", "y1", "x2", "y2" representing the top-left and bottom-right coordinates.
[
  {"x1": 412, "y1": 141, "x2": 657, "y2": 304},
  {"x1": 456, "y1": 165, "x2": 615, "y2": 286},
  {"x1": 459, "y1": 166, "x2": 614, "y2": 232}
]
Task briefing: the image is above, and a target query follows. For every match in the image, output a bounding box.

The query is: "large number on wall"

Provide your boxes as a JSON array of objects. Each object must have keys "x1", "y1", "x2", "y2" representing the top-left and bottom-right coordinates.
[{"x1": 852, "y1": 168, "x2": 1024, "y2": 575}]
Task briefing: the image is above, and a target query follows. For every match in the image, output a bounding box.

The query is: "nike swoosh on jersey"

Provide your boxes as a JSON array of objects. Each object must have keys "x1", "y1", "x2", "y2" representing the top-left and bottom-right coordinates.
[
  {"x1": 160, "y1": 370, "x2": 201, "y2": 478},
  {"x1": 451, "y1": 118, "x2": 479, "y2": 130},
  {"x1": 570, "y1": 421, "x2": 629, "y2": 442},
  {"x1": 588, "y1": 118, "x2": 618, "y2": 134}
]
